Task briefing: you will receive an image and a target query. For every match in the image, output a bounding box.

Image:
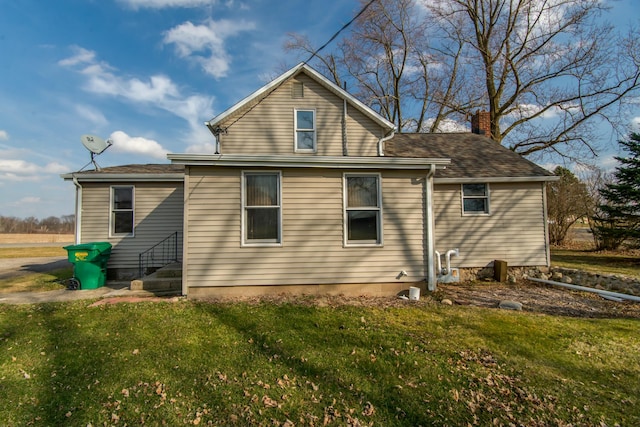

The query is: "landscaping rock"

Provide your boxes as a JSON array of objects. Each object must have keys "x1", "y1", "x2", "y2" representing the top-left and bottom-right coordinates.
[
  {"x1": 441, "y1": 298, "x2": 453, "y2": 305},
  {"x1": 498, "y1": 300, "x2": 523, "y2": 311}
]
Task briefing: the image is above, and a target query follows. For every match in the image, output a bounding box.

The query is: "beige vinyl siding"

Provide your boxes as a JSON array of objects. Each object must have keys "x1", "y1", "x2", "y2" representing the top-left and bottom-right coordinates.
[
  {"x1": 433, "y1": 182, "x2": 548, "y2": 267},
  {"x1": 80, "y1": 182, "x2": 184, "y2": 270},
  {"x1": 217, "y1": 73, "x2": 383, "y2": 156},
  {"x1": 184, "y1": 167, "x2": 426, "y2": 289}
]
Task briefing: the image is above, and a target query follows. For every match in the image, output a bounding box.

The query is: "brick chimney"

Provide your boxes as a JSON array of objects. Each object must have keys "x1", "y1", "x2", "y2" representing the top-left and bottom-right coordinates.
[{"x1": 471, "y1": 110, "x2": 491, "y2": 138}]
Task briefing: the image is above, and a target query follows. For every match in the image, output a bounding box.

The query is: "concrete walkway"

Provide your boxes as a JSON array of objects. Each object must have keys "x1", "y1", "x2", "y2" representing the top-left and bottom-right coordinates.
[
  {"x1": 0, "y1": 283, "x2": 177, "y2": 304},
  {"x1": 0, "y1": 255, "x2": 181, "y2": 304}
]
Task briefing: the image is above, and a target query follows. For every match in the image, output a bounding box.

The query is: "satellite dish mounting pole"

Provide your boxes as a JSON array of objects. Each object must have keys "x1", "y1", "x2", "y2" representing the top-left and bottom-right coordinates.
[{"x1": 79, "y1": 134, "x2": 112, "y2": 171}]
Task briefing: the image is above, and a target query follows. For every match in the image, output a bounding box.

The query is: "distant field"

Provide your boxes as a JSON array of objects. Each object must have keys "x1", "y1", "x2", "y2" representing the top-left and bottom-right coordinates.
[{"x1": 0, "y1": 233, "x2": 74, "y2": 244}]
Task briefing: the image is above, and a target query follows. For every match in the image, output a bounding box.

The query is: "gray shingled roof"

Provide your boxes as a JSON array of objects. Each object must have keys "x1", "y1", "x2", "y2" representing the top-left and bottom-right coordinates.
[
  {"x1": 74, "y1": 164, "x2": 184, "y2": 175},
  {"x1": 384, "y1": 133, "x2": 553, "y2": 179}
]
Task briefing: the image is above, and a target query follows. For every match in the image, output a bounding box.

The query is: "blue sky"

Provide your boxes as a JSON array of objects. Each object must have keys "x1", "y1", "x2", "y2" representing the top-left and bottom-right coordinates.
[{"x1": 0, "y1": 0, "x2": 638, "y2": 219}]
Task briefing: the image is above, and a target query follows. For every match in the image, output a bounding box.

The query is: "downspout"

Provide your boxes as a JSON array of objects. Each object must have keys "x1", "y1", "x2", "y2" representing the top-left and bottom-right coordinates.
[
  {"x1": 378, "y1": 129, "x2": 395, "y2": 156},
  {"x1": 342, "y1": 97, "x2": 349, "y2": 156},
  {"x1": 425, "y1": 164, "x2": 437, "y2": 291},
  {"x1": 72, "y1": 175, "x2": 82, "y2": 244},
  {"x1": 542, "y1": 182, "x2": 551, "y2": 267}
]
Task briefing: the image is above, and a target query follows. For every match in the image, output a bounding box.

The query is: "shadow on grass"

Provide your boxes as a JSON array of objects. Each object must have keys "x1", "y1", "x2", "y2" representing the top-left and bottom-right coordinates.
[
  {"x1": 0, "y1": 268, "x2": 72, "y2": 293},
  {"x1": 200, "y1": 302, "x2": 463, "y2": 426}
]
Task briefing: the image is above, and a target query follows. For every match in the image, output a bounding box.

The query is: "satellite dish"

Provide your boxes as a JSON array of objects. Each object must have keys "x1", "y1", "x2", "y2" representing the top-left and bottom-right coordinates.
[
  {"x1": 81, "y1": 134, "x2": 111, "y2": 154},
  {"x1": 79, "y1": 134, "x2": 113, "y2": 171}
]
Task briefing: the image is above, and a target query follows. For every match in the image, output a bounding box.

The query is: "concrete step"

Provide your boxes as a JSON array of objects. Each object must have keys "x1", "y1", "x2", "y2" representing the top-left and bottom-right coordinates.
[
  {"x1": 130, "y1": 263, "x2": 182, "y2": 293},
  {"x1": 130, "y1": 277, "x2": 181, "y2": 292},
  {"x1": 154, "y1": 263, "x2": 182, "y2": 278}
]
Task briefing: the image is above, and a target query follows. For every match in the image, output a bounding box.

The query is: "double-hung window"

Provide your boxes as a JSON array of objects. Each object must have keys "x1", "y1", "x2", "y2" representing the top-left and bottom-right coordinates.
[
  {"x1": 242, "y1": 171, "x2": 282, "y2": 245},
  {"x1": 344, "y1": 174, "x2": 382, "y2": 246},
  {"x1": 294, "y1": 109, "x2": 316, "y2": 152},
  {"x1": 110, "y1": 186, "x2": 134, "y2": 236},
  {"x1": 462, "y1": 183, "x2": 490, "y2": 215}
]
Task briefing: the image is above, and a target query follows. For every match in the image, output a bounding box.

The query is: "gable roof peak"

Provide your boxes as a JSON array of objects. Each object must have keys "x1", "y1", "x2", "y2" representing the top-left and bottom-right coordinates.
[{"x1": 205, "y1": 62, "x2": 395, "y2": 134}]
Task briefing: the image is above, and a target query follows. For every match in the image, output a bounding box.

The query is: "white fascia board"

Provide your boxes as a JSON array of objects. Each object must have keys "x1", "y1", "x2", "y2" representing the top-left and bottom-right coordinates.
[
  {"x1": 206, "y1": 63, "x2": 396, "y2": 132},
  {"x1": 168, "y1": 154, "x2": 450, "y2": 170},
  {"x1": 434, "y1": 176, "x2": 559, "y2": 184},
  {"x1": 61, "y1": 173, "x2": 184, "y2": 182},
  {"x1": 206, "y1": 63, "x2": 304, "y2": 128},
  {"x1": 301, "y1": 65, "x2": 396, "y2": 131}
]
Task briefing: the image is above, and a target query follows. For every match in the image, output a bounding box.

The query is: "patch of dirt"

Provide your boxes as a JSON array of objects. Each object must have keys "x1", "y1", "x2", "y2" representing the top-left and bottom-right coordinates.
[
  {"x1": 436, "y1": 281, "x2": 640, "y2": 319},
  {"x1": 202, "y1": 281, "x2": 640, "y2": 319}
]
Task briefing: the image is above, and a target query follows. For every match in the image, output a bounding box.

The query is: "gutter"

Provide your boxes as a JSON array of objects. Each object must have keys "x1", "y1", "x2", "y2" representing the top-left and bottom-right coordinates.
[
  {"x1": 167, "y1": 154, "x2": 449, "y2": 170},
  {"x1": 72, "y1": 176, "x2": 82, "y2": 244},
  {"x1": 61, "y1": 173, "x2": 183, "y2": 182},
  {"x1": 434, "y1": 176, "x2": 559, "y2": 184}
]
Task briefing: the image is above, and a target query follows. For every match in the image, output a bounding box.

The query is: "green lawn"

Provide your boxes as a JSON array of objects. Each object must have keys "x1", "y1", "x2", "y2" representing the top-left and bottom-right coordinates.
[
  {"x1": 0, "y1": 268, "x2": 71, "y2": 294},
  {"x1": 1, "y1": 299, "x2": 638, "y2": 426},
  {"x1": 551, "y1": 248, "x2": 640, "y2": 279},
  {"x1": 0, "y1": 246, "x2": 71, "y2": 293},
  {"x1": 0, "y1": 246, "x2": 67, "y2": 258}
]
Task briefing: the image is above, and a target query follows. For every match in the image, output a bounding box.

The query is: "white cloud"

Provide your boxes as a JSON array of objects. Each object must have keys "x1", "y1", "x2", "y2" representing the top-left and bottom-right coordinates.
[
  {"x1": 75, "y1": 105, "x2": 108, "y2": 128},
  {"x1": 186, "y1": 140, "x2": 216, "y2": 154},
  {"x1": 59, "y1": 46, "x2": 215, "y2": 150},
  {"x1": 109, "y1": 130, "x2": 169, "y2": 159},
  {"x1": 117, "y1": 0, "x2": 216, "y2": 8},
  {"x1": 14, "y1": 196, "x2": 41, "y2": 205},
  {"x1": 632, "y1": 116, "x2": 640, "y2": 128},
  {"x1": 57, "y1": 46, "x2": 96, "y2": 67},
  {"x1": 0, "y1": 159, "x2": 38, "y2": 174},
  {"x1": 44, "y1": 162, "x2": 70, "y2": 174},
  {"x1": 0, "y1": 159, "x2": 70, "y2": 181},
  {"x1": 85, "y1": 72, "x2": 180, "y2": 104},
  {"x1": 163, "y1": 19, "x2": 256, "y2": 78},
  {"x1": 597, "y1": 154, "x2": 619, "y2": 172},
  {"x1": 422, "y1": 117, "x2": 468, "y2": 133},
  {"x1": 0, "y1": 130, "x2": 8, "y2": 140}
]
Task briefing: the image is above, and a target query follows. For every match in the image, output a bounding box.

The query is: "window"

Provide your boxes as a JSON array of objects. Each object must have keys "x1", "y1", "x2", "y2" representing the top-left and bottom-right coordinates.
[
  {"x1": 110, "y1": 186, "x2": 134, "y2": 236},
  {"x1": 462, "y1": 183, "x2": 490, "y2": 215},
  {"x1": 242, "y1": 172, "x2": 282, "y2": 245},
  {"x1": 344, "y1": 174, "x2": 382, "y2": 245},
  {"x1": 294, "y1": 109, "x2": 316, "y2": 152}
]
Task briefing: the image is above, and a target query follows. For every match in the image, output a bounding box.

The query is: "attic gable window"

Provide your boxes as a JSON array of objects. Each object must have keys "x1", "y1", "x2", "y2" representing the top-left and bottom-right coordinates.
[
  {"x1": 462, "y1": 183, "x2": 490, "y2": 215},
  {"x1": 294, "y1": 109, "x2": 316, "y2": 153}
]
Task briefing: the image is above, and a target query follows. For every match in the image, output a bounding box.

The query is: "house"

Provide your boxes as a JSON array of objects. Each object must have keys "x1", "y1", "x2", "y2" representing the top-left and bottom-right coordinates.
[{"x1": 62, "y1": 63, "x2": 555, "y2": 298}]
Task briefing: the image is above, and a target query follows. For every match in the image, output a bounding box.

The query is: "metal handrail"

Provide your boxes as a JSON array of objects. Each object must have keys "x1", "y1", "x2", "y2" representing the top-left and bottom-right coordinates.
[{"x1": 138, "y1": 232, "x2": 179, "y2": 278}]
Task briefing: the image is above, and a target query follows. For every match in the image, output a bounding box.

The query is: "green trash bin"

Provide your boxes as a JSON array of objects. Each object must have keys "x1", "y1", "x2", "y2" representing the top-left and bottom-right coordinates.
[{"x1": 63, "y1": 242, "x2": 112, "y2": 289}]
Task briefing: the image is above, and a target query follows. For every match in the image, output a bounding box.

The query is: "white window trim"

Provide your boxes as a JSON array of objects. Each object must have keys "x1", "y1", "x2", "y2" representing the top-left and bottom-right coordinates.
[
  {"x1": 294, "y1": 108, "x2": 317, "y2": 153},
  {"x1": 241, "y1": 170, "x2": 283, "y2": 247},
  {"x1": 343, "y1": 173, "x2": 383, "y2": 247},
  {"x1": 461, "y1": 183, "x2": 491, "y2": 216},
  {"x1": 109, "y1": 185, "x2": 135, "y2": 238}
]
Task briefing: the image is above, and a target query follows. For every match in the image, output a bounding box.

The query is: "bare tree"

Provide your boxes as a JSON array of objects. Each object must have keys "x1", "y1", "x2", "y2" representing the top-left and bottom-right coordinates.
[
  {"x1": 285, "y1": 0, "x2": 479, "y2": 132},
  {"x1": 427, "y1": 0, "x2": 640, "y2": 158},
  {"x1": 546, "y1": 166, "x2": 590, "y2": 245},
  {"x1": 286, "y1": 0, "x2": 640, "y2": 159},
  {"x1": 0, "y1": 215, "x2": 75, "y2": 234}
]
